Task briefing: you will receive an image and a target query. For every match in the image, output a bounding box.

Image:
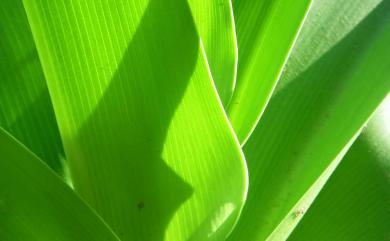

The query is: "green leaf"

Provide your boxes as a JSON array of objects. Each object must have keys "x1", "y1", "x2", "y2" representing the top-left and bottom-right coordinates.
[
  {"x1": 227, "y1": 1, "x2": 390, "y2": 240},
  {"x1": 288, "y1": 95, "x2": 390, "y2": 241},
  {"x1": 188, "y1": 0, "x2": 238, "y2": 106},
  {"x1": 0, "y1": 128, "x2": 120, "y2": 241},
  {"x1": 265, "y1": 131, "x2": 359, "y2": 241},
  {"x1": 273, "y1": 0, "x2": 383, "y2": 93},
  {"x1": 0, "y1": 0, "x2": 64, "y2": 174},
  {"x1": 23, "y1": 0, "x2": 248, "y2": 240},
  {"x1": 227, "y1": 0, "x2": 312, "y2": 143}
]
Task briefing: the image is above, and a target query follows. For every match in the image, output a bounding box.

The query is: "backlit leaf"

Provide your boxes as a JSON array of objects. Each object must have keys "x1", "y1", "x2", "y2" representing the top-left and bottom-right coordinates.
[
  {"x1": 227, "y1": 1, "x2": 390, "y2": 240},
  {"x1": 23, "y1": 0, "x2": 248, "y2": 240},
  {"x1": 227, "y1": 0, "x2": 312, "y2": 143}
]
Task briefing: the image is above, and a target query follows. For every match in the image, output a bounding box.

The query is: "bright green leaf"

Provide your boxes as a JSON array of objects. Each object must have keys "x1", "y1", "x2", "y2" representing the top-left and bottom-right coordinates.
[
  {"x1": 288, "y1": 94, "x2": 390, "y2": 241},
  {"x1": 188, "y1": 0, "x2": 238, "y2": 106},
  {"x1": 23, "y1": 0, "x2": 248, "y2": 240},
  {"x1": 0, "y1": 128, "x2": 120, "y2": 241},
  {"x1": 227, "y1": 0, "x2": 312, "y2": 143},
  {"x1": 0, "y1": 0, "x2": 64, "y2": 174},
  {"x1": 227, "y1": 1, "x2": 390, "y2": 240}
]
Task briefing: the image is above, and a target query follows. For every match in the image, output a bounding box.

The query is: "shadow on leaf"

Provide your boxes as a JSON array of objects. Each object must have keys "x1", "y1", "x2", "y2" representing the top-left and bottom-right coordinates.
[{"x1": 71, "y1": 0, "x2": 199, "y2": 240}]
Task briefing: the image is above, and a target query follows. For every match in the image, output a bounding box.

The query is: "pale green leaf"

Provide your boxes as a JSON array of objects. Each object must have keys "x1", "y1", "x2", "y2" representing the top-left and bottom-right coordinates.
[
  {"x1": 227, "y1": 0, "x2": 312, "y2": 143},
  {"x1": 227, "y1": 1, "x2": 390, "y2": 240},
  {"x1": 188, "y1": 0, "x2": 238, "y2": 106},
  {"x1": 0, "y1": 0, "x2": 64, "y2": 174},
  {"x1": 23, "y1": 0, "x2": 248, "y2": 240},
  {"x1": 288, "y1": 94, "x2": 390, "y2": 241},
  {"x1": 0, "y1": 128, "x2": 120, "y2": 241}
]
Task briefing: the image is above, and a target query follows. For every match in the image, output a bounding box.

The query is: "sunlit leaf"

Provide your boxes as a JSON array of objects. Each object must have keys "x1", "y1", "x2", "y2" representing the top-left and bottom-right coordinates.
[
  {"x1": 188, "y1": 0, "x2": 238, "y2": 106},
  {"x1": 227, "y1": 0, "x2": 390, "y2": 240},
  {"x1": 227, "y1": 0, "x2": 312, "y2": 143},
  {"x1": 23, "y1": 0, "x2": 248, "y2": 240}
]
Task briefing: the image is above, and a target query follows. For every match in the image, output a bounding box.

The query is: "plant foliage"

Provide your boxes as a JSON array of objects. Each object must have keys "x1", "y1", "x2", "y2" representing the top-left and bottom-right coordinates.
[{"x1": 0, "y1": 0, "x2": 389, "y2": 240}]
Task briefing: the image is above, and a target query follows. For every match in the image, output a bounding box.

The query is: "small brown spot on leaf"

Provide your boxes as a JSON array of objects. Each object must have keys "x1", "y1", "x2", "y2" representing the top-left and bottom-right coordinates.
[
  {"x1": 292, "y1": 208, "x2": 305, "y2": 218},
  {"x1": 137, "y1": 201, "x2": 145, "y2": 210}
]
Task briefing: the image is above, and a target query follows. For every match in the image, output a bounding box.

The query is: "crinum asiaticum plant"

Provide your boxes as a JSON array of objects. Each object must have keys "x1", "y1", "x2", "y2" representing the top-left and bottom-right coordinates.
[{"x1": 1, "y1": 0, "x2": 390, "y2": 240}]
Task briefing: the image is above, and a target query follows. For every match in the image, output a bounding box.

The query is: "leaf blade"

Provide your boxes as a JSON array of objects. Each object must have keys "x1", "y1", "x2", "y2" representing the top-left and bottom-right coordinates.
[
  {"x1": 288, "y1": 94, "x2": 390, "y2": 241},
  {"x1": 0, "y1": 0, "x2": 64, "y2": 175},
  {"x1": 227, "y1": 0, "x2": 390, "y2": 240},
  {"x1": 0, "y1": 128, "x2": 120, "y2": 241},
  {"x1": 188, "y1": 0, "x2": 238, "y2": 106},
  {"x1": 227, "y1": 0, "x2": 312, "y2": 143},
  {"x1": 23, "y1": 0, "x2": 248, "y2": 240}
]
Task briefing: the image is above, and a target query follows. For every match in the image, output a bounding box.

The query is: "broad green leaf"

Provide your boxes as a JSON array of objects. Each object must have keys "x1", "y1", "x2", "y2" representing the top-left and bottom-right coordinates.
[
  {"x1": 227, "y1": 1, "x2": 390, "y2": 240},
  {"x1": 188, "y1": 0, "x2": 238, "y2": 106},
  {"x1": 288, "y1": 95, "x2": 390, "y2": 241},
  {"x1": 266, "y1": 130, "x2": 360, "y2": 241},
  {"x1": 23, "y1": 0, "x2": 248, "y2": 241},
  {"x1": 273, "y1": 0, "x2": 382, "y2": 93},
  {"x1": 0, "y1": 0, "x2": 64, "y2": 174},
  {"x1": 227, "y1": 0, "x2": 312, "y2": 143},
  {"x1": 0, "y1": 128, "x2": 120, "y2": 241}
]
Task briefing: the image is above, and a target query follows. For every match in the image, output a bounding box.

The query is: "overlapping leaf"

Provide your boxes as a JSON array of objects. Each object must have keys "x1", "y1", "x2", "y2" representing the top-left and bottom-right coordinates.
[
  {"x1": 0, "y1": 0, "x2": 64, "y2": 175},
  {"x1": 0, "y1": 128, "x2": 119, "y2": 241},
  {"x1": 23, "y1": 0, "x2": 248, "y2": 240},
  {"x1": 1, "y1": 0, "x2": 389, "y2": 241},
  {"x1": 227, "y1": 0, "x2": 390, "y2": 240},
  {"x1": 188, "y1": 0, "x2": 237, "y2": 106},
  {"x1": 288, "y1": 95, "x2": 390, "y2": 241},
  {"x1": 227, "y1": 0, "x2": 312, "y2": 143}
]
